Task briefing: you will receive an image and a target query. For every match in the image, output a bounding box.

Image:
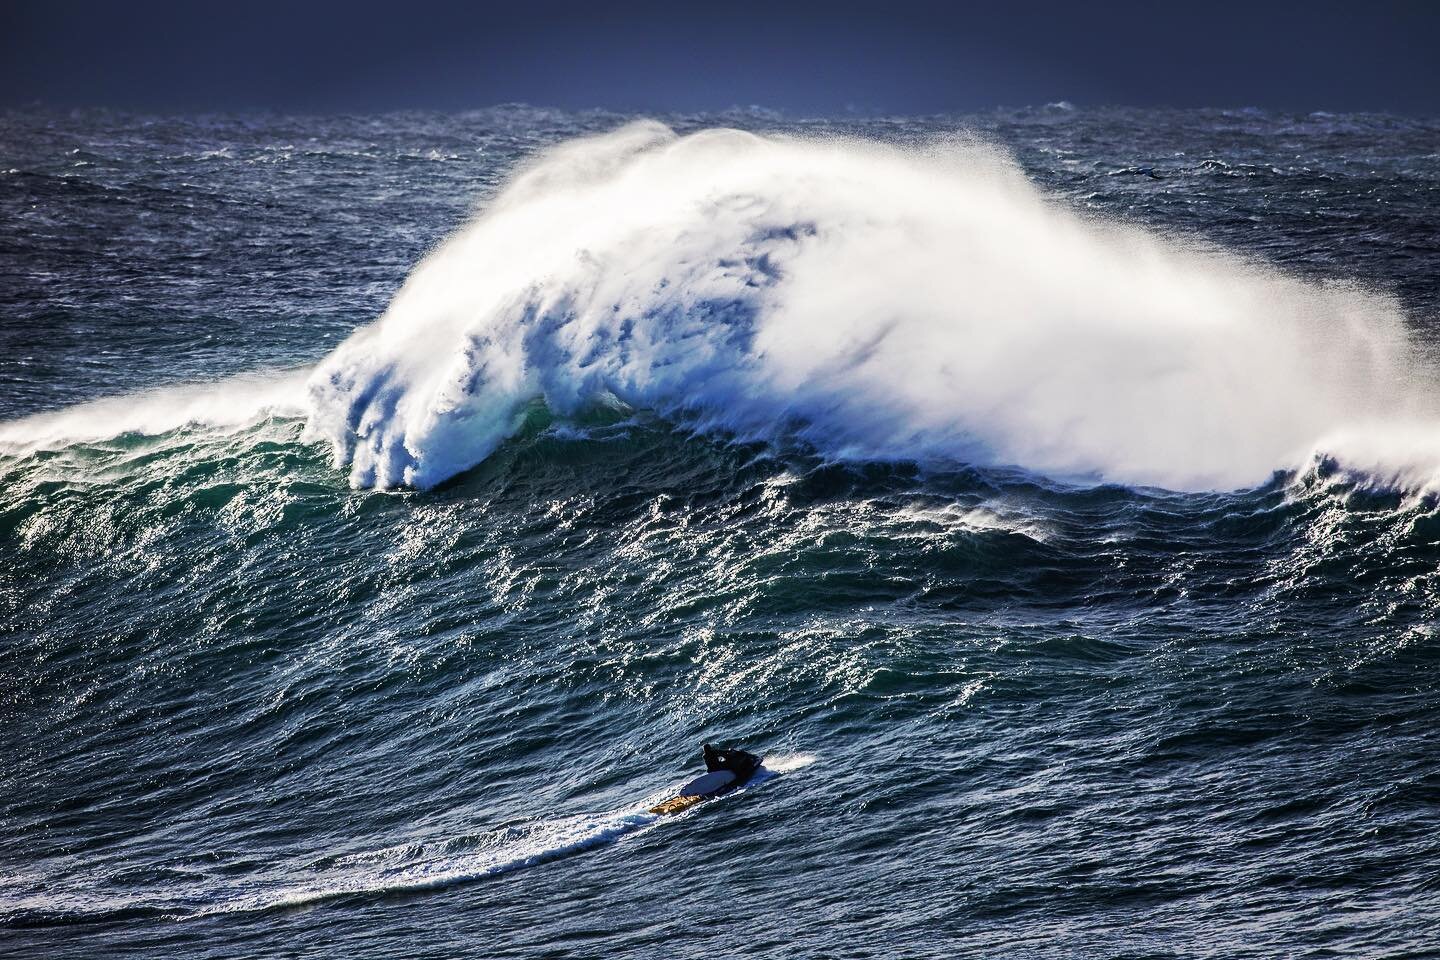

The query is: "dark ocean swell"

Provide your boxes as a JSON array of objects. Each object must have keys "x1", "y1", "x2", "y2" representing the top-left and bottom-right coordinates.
[{"x1": 3, "y1": 106, "x2": 1440, "y2": 958}]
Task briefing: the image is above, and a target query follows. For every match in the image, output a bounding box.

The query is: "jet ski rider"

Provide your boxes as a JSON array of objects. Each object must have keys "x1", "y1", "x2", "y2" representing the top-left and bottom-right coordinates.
[{"x1": 702, "y1": 743, "x2": 760, "y2": 781}]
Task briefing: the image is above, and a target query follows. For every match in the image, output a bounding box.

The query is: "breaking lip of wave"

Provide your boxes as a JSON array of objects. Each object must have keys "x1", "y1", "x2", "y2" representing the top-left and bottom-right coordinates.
[
  {"x1": 1, "y1": 755, "x2": 816, "y2": 928},
  {"x1": 301, "y1": 120, "x2": 1440, "y2": 494},
  {"x1": 5, "y1": 121, "x2": 1440, "y2": 496}
]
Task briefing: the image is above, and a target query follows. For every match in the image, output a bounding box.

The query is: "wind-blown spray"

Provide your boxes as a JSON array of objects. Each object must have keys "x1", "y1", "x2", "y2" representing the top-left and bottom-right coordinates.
[
  {"x1": 305, "y1": 121, "x2": 1434, "y2": 492},
  {"x1": 2, "y1": 122, "x2": 1432, "y2": 492}
]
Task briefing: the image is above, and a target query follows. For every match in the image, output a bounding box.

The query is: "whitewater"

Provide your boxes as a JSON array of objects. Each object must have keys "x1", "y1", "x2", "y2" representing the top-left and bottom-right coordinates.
[
  {"x1": 5, "y1": 121, "x2": 1439, "y2": 493},
  {"x1": 5, "y1": 106, "x2": 1440, "y2": 960}
]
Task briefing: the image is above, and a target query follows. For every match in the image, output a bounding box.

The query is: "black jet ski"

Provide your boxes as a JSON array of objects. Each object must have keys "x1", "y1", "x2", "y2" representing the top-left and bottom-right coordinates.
[{"x1": 649, "y1": 744, "x2": 763, "y2": 815}]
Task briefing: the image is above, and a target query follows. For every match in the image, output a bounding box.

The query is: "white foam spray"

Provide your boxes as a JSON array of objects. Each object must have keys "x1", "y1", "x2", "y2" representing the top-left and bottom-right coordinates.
[
  {"x1": 304, "y1": 121, "x2": 1440, "y2": 492},
  {"x1": 762, "y1": 752, "x2": 819, "y2": 773},
  {"x1": 5, "y1": 123, "x2": 1437, "y2": 494},
  {"x1": 0, "y1": 369, "x2": 309, "y2": 456}
]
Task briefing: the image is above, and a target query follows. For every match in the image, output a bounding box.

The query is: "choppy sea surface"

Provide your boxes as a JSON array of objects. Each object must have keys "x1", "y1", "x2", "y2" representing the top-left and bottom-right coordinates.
[{"x1": 3, "y1": 104, "x2": 1440, "y2": 958}]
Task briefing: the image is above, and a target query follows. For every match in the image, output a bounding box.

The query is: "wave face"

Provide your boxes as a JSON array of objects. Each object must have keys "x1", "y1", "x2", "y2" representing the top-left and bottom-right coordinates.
[
  {"x1": 309, "y1": 121, "x2": 1436, "y2": 492},
  {"x1": 5, "y1": 106, "x2": 1440, "y2": 959}
]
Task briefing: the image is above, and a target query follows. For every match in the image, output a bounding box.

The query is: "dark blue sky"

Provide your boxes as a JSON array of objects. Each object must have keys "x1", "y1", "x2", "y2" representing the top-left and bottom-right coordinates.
[{"x1": 5, "y1": 1, "x2": 1439, "y2": 115}]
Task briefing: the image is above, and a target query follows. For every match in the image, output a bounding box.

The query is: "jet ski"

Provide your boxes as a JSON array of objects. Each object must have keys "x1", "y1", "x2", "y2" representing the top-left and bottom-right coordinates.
[{"x1": 648, "y1": 744, "x2": 763, "y2": 815}]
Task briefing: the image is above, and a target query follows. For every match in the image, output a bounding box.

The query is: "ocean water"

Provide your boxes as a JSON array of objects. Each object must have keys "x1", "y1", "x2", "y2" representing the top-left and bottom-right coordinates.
[{"x1": 3, "y1": 104, "x2": 1440, "y2": 958}]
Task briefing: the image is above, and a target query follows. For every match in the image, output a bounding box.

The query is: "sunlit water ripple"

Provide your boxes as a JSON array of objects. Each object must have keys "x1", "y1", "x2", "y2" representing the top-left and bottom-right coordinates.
[{"x1": 2, "y1": 104, "x2": 1439, "y2": 958}]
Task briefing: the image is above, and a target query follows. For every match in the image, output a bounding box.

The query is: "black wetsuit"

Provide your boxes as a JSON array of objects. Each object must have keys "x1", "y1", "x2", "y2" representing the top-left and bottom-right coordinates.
[{"x1": 702, "y1": 744, "x2": 760, "y2": 781}]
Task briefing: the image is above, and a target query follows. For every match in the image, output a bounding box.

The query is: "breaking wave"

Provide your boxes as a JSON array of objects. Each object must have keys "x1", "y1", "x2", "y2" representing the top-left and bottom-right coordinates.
[
  {"x1": 0, "y1": 370, "x2": 308, "y2": 455},
  {"x1": 4, "y1": 122, "x2": 1438, "y2": 495},
  {"x1": 303, "y1": 121, "x2": 1440, "y2": 493}
]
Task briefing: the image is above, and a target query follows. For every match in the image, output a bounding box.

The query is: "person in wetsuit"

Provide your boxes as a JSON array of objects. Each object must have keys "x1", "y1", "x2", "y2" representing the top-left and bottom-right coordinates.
[{"x1": 702, "y1": 743, "x2": 760, "y2": 781}]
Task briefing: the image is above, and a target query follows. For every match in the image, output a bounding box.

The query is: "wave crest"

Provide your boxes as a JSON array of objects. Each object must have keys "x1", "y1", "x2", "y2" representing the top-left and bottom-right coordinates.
[
  {"x1": 5, "y1": 122, "x2": 1432, "y2": 494},
  {"x1": 305, "y1": 120, "x2": 1437, "y2": 492}
]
